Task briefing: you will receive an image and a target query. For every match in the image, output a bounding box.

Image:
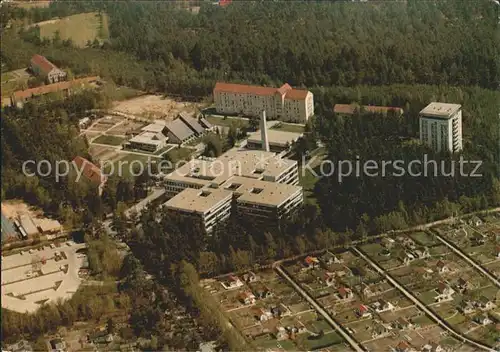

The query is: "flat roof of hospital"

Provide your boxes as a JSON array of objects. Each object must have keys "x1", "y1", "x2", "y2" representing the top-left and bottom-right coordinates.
[
  {"x1": 165, "y1": 149, "x2": 296, "y2": 185},
  {"x1": 224, "y1": 176, "x2": 302, "y2": 207},
  {"x1": 164, "y1": 188, "x2": 233, "y2": 214},
  {"x1": 419, "y1": 102, "x2": 461, "y2": 118}
]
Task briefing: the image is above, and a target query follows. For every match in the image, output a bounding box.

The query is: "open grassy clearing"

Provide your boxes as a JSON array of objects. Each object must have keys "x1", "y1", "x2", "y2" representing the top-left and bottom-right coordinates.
[
  {"x1": 206, "y1": 115, "x2": 249, "y2": 128},
  {"x1": 92, "y1": 135, "x2": 125, "y2": 146},
  {"x1": 271, "y1": 122, "x2": 305, "y2": 133},
  {"x1": 37, "y1": 12, "x2": 109, "y2": 48}
]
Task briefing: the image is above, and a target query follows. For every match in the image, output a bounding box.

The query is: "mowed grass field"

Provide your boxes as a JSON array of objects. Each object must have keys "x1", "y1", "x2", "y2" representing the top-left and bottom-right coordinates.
[{"x1": 37, "y1": 12, "x2": 109, "y2": 47}]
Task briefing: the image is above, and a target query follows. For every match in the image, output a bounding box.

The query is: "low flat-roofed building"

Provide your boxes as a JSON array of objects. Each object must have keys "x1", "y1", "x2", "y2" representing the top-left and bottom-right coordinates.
[
  {"x1": 164, "y1": 149, "x2": 298, "y2": 197},
  {"x1": 141, "y1": 121, "x2": 167, "y2": 134},
  {"x1": 246, "y1": 129, "x2": 302, "y2": 152},
  {"x1": 34, "y1": 218, "x2": 62, "y2": 234},
  {"x1": 164, "y1": 188, "x2": 233, "y2": 233},
  {"x1": 163, "y1": 148, "x2": 302, "y2": 231},
  {"x1": 128, "y1": 131, "x2": 167, "y2": 152},
  {"x1": 224, "y1": 176, "x2": 303, "y2": 222},
  {"x1": 19, "y1": 214, "x2": 39, "y2": 237}
]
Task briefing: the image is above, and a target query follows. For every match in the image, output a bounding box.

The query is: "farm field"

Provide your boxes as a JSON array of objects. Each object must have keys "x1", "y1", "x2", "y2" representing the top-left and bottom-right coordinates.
[
  {"x1": 92, "y1": 135, "x2": 125, "y2": 146},
  {"x1": 35, "y1": 12, "x2": 109, "y2": 47}
]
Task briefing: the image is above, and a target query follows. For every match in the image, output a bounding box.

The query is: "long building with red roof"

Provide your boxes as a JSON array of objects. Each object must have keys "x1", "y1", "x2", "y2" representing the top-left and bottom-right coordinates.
[
  {"x1": 10, "y1": 76, "x2": 100, "y2": 107},
  {"x1": 213, "y1": 82, "x2": 314, "y2": 123},
  {"x1": 30, "y1": 54, "x2": 67, "y2": 84}
]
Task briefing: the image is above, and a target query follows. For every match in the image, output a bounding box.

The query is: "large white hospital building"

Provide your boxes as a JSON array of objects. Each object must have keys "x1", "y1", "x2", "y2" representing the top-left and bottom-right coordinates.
[{"x1": 419, "y1": 102, "x2": 463, "y2": 153}]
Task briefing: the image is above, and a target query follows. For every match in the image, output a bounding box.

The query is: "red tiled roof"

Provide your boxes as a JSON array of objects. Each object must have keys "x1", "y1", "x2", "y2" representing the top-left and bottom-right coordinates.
[
  {"x1": 334, "y1": 104, "x2": 403, "y2": 115},
  {"x1": 72, "y1": 156, "x2": 107, "y2": 185},
  {"x1": 359, "y1": 304, "x2": 368, "y2": 313},
  {"x1": 276, "y1": 83, "x2": 292, "y2": 96},
  {"x1": 437, "y1": 282, "x2": 447, "y2": 293},
  {"x1": 284, "y1": 89, "x2": 309, "y2": 100},
  {"x1": 214, "y1": 82, "x2": 277, "y2": 96},
  {"x1": 436, "y1": 260, "x2": 446, "y2": 268},
  {"x1": 214, "y1": 82, "x2": 309, "y2": 100},
  {"x1": 31, "y1": 54, "x2": 57, "y2": 74},
  {"x1": 338, "y1": 287, "x2": 348, "y2": 297},
  {"x1": 12, "y1": 76, "x2": 99, "y2": 100}
]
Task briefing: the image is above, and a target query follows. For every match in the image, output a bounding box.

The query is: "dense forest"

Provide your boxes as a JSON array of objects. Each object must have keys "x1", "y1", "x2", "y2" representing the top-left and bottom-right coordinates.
[{"x1": 2, "y1": 0, "x2": 499, "y2": 95}]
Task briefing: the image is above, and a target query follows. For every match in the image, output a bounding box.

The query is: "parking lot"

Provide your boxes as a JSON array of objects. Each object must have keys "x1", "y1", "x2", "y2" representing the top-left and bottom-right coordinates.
[{"x1": 1, "y1": 241, "x2": 87, "y2": 313}]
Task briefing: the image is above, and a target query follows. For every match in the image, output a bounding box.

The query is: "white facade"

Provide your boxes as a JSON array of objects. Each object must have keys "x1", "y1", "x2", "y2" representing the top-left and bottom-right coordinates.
[
  {"x1": 213, "y1": 82, "x2": 314, "y2": 123},
  {"x1": 419, "y1": 102, "x2": 463, "y2": 153}
]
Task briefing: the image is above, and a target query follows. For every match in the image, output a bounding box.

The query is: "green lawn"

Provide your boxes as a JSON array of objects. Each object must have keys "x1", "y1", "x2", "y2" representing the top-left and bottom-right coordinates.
[
  {"x1": 107, "y1": 154, "x2": 156, "y2": 179},
  {"x1": 296, "y1": 332, "x2": 343, "y2": 351},
  {"x1": 409, "y1": 231, "x2": 437, "y2": 246},
  {"x1": 93, "y1": 135, "x2": 125, "y2": 146},
  {"x1": 271, "y1": 122, "x2": 305, "y2": 133},
  {"x1": 164, "y1": 147, "x2": 193, "y2": 163},
  {"x1": 37, "y1": 12, "x2": 109, "y2": 48},
  {"x1": 206, "y1": 115, "x2": 249, "y2": 128}
]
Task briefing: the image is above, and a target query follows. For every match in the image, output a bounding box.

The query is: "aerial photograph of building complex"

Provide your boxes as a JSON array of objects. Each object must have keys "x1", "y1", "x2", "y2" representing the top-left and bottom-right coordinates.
[{"x1": 1, "y1": 0, "x2": 499, "y2": 351}]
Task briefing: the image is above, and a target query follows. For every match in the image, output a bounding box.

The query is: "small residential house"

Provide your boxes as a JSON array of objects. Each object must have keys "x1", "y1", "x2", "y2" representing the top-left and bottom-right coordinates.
[
  {"x1": 381, "y1": 237, "x2": 395, "y2": 249},
  {"x1": 474, "y1": 315, "x2": 492, "y2": 326},
  {"x1": 362, "y1": 283, "x2": 375, "y2": 297},
  {"x1": 337, "y1": 287, "x2": 353, "y2": 300},
  {"x1": 49, "y1": 338, "x2": 67, "y2": 352},
  {"x1": 435, "y1": 283, "x2": 455, "y2": 302},
  {"x1": 356, "y1": 304, "x2": 372, "y2": 318},
  {"x1": 391, "y1": 317, "x2": 414, "y2": 331},
  {"x1": 221, "y1": 275, "x2": 243, "y2": 290},
  {"x1": 413, "y1": 247, "x2": 430, "y2": 259},
  {"x1": 372, "y1": 299, "x2": 395, "y2": 313},
  {"x1": 421, "y1": 343, "x2": 444, "y2": 352},
  {"x1": 393, "y1": 340, "x2": 414, "y2": 352},
  {"x1": 5, "y1": 340, "x2": 33, "y2": 352},
  {"x1": 324, "y1": 272, "x2": 336, "y2": 287},
  {"x1": 436, "y1": 260, "x2": 450, "y2": 274},
  {"x1": 242, "y1": 271, "x2": 258, "y2": 283},
  {"x1": 30, "y1": 54, "x2": 67, "y2": 83},
  {"x1": 320, "y1": 251, "x2": 342, "y2": 265},
  {"x1": 239, "y1": 291, "x2": 256, "y2": 305},
  {"x1": 399, "y1": 251, "x2": 416, "y2": 266},
  {"x1": 254, "y1": 307, "x2": 273, "y2": 322},
  {"x1": 72, "y1": 156, "x2": 108, "y2": 196},
  {"x1": 303, "y1": 256, "x2": 320, "y2": 270},
  {"x1": 477, "y1": 296, "x2": 496, "y2": 311},
  {"x1": 458, "y1": 300, "x2": 476, "y2": 315},
  {"x1": 371, "y1": 324, "x2": 389, "y2": 339},
  {"x1": 275, "y1": 326, "x2": 289, "y2": 341},
  {"x1": 416, "y1": 267, "x2": 433, "y2": 280},
  {"x1": 455, "y1": 278, "x2": 470, "y2": 292},
  {"x1": 253, "y1": 286, "x2": 273, "y2": 299}
]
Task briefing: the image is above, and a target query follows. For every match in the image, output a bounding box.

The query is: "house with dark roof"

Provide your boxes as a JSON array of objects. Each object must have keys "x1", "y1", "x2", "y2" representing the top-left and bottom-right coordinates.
[
  {"x1": 30, "y1": 54, "x2": 66, "y2": 83},
  {"x1": 72, "y1": 156, "x2": 107, "y2": 195},
  {"x1": 165, "y1": 118, "x2": 195, "y2": 144},
  {"x1": 178, "y1": 113, "x2": 205, "y2": 136}
]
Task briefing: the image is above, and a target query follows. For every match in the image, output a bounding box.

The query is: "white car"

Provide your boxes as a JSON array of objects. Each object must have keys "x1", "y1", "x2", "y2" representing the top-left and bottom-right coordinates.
[
  {"x1": 50, "y1": 244, "x2": 56, "y2": 249},
  {"x1": 28, "y1": 249, "x2": 34, "y2": 254}
]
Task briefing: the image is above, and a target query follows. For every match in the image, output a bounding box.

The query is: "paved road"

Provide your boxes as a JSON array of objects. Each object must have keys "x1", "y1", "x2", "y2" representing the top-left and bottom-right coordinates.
[
  {"x1": 352, "y1": 247, "x2": 495, "y2": 352},
  {"x1": 434, "y1": 233, "x2": 500, "y2": 288},
  {"x1": 274, "y1": 264, "x2": 365, "y2": 352}
]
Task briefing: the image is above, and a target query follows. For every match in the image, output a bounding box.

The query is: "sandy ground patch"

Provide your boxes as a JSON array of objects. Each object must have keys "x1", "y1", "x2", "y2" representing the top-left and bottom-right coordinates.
[
  {"x1": 1, "y1": 200, "x2": 43, "y2": 219},
  {"x1": 112, "y1": 95, "x2": 200, "y2": 120}
]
